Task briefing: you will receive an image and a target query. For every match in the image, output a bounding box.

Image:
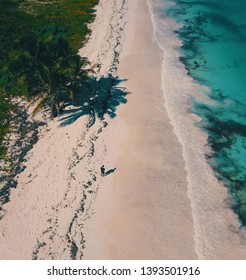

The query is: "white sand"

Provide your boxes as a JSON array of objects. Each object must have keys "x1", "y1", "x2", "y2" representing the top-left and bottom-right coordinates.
[
  {"x1": 82, "y1": 0, "x2": 197, "y2": 259},
  {"x1": 0, "y1": 0, "x2": 130, "y2": 260},
  {"x1": 1, "y1": 0, "x2": 246, "y2": 260}
]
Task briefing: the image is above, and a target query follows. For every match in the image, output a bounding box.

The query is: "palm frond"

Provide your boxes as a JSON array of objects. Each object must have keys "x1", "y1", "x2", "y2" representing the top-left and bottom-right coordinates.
[{"x1": 31, "y1": 95, "x2": 49, "y2": 117}]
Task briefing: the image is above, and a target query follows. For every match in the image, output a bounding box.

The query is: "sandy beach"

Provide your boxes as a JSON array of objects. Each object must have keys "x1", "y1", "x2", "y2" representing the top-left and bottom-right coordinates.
[
  {"x1": 1, "y1": 0, "x2": 246, "y2": 260},
  {"x1": 82, "y1": 0, "x2": 197, "y2": 259}
]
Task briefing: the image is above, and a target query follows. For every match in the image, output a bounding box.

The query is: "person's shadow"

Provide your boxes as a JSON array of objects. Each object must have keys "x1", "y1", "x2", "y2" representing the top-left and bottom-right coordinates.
[{"x1": 105, "y1": 168, "x2": 116, "y2": 176}]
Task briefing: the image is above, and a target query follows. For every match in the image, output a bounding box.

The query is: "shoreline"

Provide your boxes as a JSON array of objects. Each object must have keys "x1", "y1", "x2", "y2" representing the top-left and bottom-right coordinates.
[
  {"x1": 83, "y1": 0, "x2": 197, "y2": 259},
  {"x1": 147, "y1": 0, "x2": 246, "y2": 259}
]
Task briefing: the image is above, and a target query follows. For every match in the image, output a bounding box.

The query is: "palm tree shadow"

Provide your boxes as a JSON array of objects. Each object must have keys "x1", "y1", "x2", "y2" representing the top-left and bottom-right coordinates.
[{"x1": 59, "y1": 76, "x2": 129, "y2": 127}]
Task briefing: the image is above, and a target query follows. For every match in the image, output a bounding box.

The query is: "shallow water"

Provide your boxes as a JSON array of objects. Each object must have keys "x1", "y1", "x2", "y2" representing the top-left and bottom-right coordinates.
[{"x1": 160, "y1": 0, "x2": 246, "y2": 225}]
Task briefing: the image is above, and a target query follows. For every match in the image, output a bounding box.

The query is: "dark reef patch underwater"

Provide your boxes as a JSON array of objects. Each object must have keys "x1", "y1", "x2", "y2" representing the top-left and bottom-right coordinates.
[{"x1": 163, "y1": 0, "x2": 246, "y2": 225}]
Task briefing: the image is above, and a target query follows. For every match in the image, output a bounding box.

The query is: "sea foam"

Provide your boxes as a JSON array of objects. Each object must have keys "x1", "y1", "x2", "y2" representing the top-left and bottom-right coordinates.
[{"x1": 147, "y1": 0, "x2": 246, "y2": 259}]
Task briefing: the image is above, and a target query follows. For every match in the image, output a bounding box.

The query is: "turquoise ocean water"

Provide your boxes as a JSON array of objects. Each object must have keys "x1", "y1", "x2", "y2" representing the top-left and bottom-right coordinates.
[{"x1": 160, "y1": 0, "x2": 246, "y2": 225}]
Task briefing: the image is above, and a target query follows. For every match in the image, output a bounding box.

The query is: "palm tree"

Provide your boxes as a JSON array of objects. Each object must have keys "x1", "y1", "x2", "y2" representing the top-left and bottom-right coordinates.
[
  {"x1": 62, "y1": 55, "x2": 93, "y2": 101},
  {"x1": 4, "y1": 28, "x2": 93, "y2": 117}
]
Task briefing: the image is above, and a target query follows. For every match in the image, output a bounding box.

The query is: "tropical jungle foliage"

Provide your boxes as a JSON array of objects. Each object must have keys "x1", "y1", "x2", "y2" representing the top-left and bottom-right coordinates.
[{"x1": 0, "y1": 0, "x2": 99, "y2": 159}]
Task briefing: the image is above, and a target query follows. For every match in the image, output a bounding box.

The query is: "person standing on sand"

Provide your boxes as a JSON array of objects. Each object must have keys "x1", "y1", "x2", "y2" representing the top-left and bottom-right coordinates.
[{"x1": 100, "y1": 165, "x2": 105, "y2": 176}]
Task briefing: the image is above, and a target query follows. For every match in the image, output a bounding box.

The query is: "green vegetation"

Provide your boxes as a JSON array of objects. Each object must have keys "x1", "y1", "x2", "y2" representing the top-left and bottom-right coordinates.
[
  {"x1": 0, "y1": 0, "x2": 99, "y2": 160},
  {"x1": 18, "y1": 0, "x2": 99, "y2": 52},
  {"x1": 4, "y1": 29, "x2": 92, "y2": 117},
  {"x1": 0, "y1": 89, "x2": 12, "y2": 158},
  {"x1": 0, "y1": 0, "x2": 98, "y2": 55}
]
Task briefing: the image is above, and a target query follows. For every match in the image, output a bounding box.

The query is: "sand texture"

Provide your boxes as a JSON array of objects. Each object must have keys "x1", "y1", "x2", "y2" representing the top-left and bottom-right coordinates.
[{"x1": 82, "y1": 0, "x2": 197, "y2": 259}]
